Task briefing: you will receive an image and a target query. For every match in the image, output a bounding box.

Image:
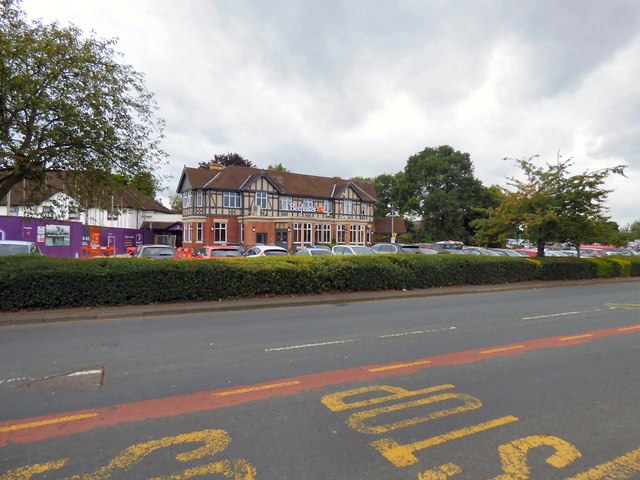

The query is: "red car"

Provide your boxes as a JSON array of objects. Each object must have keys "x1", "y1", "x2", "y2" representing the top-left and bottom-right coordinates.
[
  {"x1": 193, "y1": 245, "x2": 244, "y2": 259},
  {"x1": 514, "y1": 248, "x2": 537, "y2": 257}
]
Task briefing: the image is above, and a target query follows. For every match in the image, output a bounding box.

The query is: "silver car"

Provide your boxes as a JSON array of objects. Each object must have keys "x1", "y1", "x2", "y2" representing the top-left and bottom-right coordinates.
[{"x1": 0, "y1": 240, "x2": 43, "y2": 256}]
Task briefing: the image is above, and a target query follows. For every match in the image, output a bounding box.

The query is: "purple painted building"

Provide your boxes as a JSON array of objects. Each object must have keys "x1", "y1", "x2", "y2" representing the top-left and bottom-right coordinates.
[{"x1": 0, "y1": 215, "x2": 157, "y2": 257}]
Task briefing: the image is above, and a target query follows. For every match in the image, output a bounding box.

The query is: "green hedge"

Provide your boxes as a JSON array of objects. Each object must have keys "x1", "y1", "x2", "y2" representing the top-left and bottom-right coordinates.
[{"x1": 0, "y1": 254, "x2": 638, "y2": 311}]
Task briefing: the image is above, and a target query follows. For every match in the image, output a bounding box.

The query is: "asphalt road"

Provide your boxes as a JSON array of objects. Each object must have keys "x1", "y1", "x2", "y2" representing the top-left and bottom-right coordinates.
[{"x1": 1, "y1": 280, "x2": 638, "y2": 479}]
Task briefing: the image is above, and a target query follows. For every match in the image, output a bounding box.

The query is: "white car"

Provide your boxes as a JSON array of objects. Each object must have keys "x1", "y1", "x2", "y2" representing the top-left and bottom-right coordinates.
[
  {"x1": 0, "y1": 240, "x2": 43, "y2": 256},
  {"x1": 332, "y1": 245, "x2": 375, "y2": 255},
  {"x1": 244, "y1": 245, "x2": 289, "y2": 257}
]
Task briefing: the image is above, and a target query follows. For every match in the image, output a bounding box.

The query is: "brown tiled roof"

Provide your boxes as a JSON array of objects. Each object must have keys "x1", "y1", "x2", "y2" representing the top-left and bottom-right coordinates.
[
  {"x1": 1, "y1": 172, "x2": 172, "y2": 213},
  {"x1": 374, "y1": 217, "x2": 407, "y2": 234},
  {"x1": 181, "y1": 166, "x2": 377, "y2": 202}
]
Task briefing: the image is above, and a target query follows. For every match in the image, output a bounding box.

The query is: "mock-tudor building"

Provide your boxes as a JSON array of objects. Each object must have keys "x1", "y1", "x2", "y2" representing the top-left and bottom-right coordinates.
[{"x1": 177, "y1": 164, "x2": 377, "y2": 251}]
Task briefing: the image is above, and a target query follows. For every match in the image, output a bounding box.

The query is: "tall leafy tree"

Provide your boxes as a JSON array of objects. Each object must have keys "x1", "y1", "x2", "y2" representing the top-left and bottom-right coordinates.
[
  {"x1": 0, "y1": 0, "x2": 165, "y2": 203},
  {"x1": 474, "y1": 155, "x2": 626, "y2": 256},
  {"x1": 398, "y1": 145, "x2": 486, "y2": 242},
  {"x1": 199, "y1": 153, "x2": 254, "y2": 168}
]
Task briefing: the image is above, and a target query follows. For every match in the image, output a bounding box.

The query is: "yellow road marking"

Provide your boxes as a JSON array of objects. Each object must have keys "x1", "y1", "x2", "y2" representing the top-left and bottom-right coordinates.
[
  {"x1": 369, "y1": 360, "x2": 432, "y2": 372},
  {"x1": 213, "y1": 381, "x2": 300, "y2": 397},
  {"x1": 618, "y1": 325, "x2": 640, "y2": 332},
  {"x1": 0, "y1": 413, "x2": 99, "y2": 433},
  {"x1": 564, "y1": 447, "x2": 640, "y2": 479},
  {"x1": 480, "y1": 346, "x2": 524, "y2": 355},
  {"x1": 372, "y1": 415, "x2": 519, "y2": 467},
  {"x1": 559, "y1": 334, "x2": 593, "y2": 341}
]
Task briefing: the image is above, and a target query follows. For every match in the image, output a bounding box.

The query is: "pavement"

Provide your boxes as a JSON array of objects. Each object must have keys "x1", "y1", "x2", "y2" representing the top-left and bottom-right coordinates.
[{"x1": 1, "y1": 277, "x2": 638, "y2": 326}]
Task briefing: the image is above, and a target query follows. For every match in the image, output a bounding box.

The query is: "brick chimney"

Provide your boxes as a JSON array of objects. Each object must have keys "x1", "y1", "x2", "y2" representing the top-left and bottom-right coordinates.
[{"x1": 209, "y1": 163, "x2": 224, "y2": 171}]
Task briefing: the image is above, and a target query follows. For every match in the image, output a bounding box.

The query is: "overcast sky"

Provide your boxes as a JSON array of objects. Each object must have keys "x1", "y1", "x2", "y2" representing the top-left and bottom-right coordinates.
[{"x1": 21, "y1": 0, "x2": 640, "y2": 227}]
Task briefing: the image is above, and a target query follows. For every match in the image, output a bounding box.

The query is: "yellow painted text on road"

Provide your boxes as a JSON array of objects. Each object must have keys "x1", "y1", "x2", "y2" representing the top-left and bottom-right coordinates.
[
  {"x1": 321, "y1": 384, "x2": 455, "y2": 412},
  {"x1": 492, "y1": 435, "x2": 581, "y2": 479},
  {"x1": 565, "y1": 447, "x2": 640, "y2": 480},
  {"x1": 372, "y1": 415, "x2": 519, "y2": 467},
  {"x1": 0, "y1": 459, "x2": 68, "y2": 480},
  {"x1": 348, "y1": 392, "x2": 482, "y2": 434}
]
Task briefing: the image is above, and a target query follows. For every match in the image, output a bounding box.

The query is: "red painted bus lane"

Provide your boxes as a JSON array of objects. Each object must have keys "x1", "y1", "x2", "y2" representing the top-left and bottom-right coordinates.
[{"x1": 1, "y1": 323, "x2": 637, "y2": 448}]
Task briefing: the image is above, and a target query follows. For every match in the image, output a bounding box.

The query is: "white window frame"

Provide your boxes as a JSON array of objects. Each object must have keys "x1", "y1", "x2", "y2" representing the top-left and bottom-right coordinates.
[
  {"x1": 256, "y1": 192, "x2": 268, "y2": 209},
  {"x1": 315, "y1": 224, "x2": 331, "y2": 244},
  {"x1": 303, "y1": 198, "x2": 314, "y2": 210},
  {"x1": 183, "y1": 192, "x2": 192, "y2": 208},
  {"x1": 344, "y1": 200, "x2": 353, "y2": 215},
  {"x1": 303, "y1": 223, "x2": 313, "y2": 244},
  {"x1": 196, "y1": 222, "x2": 204, "y2": 243},
  {"x1": 350, "y1": 225, "x2": 365, "y2": 245},
  {"x1": 196, "y1": 190, "x2": 203, "y2": 207},
  {"x1": 214, "y1": 222, "x2": 227, "y2": 243},
  {"x1": 336, "y1": 224, "x2": 346, "y2": 244},
  {"x1": 293, "y1": 222, "x2": 303, "y2": 245},
  {"x1": 280, "y1": 196, "x2": 292, "y2": 211},
  {"x1": 184, "y1": 222, "x2": 192, "y2": 242},
  {"x1": 323, "y1": 199, "x2": 332, "y2": 213},
  {"x1": 223, "y1": 191, "x2": 241, "y2": 208}
]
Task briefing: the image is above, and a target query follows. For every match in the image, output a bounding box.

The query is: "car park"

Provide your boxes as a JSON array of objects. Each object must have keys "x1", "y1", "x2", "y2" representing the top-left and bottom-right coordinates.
[
  {"x1": 134, "y1": 244, "x2": 179, "y2": 259},
  {"x1": 244, "y1": 245, "x2": 289, "y2": 257},
  {"x1": 193, "y1": 245, "x2": 243, "y2": 258},
  {"x1": 295, "y1": 247, "x2": 335, "y2": 256},
  {"x1": 0, "y1": 240, "x2": 43, "y2": 256},
  {"x1": 332, "y1": 245, "x2": 375, "y2": 255}
]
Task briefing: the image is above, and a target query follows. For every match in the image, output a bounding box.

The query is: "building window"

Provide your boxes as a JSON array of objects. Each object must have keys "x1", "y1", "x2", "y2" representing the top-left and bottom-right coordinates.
[
  {"x1": 360, "y1": 203, "x2": 367, "y2": 216},
  {"x1": 223, "y1": 191, "x2": 241, "y2": 208},
  {"x1": 336, "y1": 225, "x2": 346, "y2": 244},
  {"x1": 344, "y1": 200, "x2": 353, "y2": 215},
  {"x1": 303, "y1": 223, "x2": 312, "y2": 244},
  {"x1": 302, "y1": 198, "x2": 314, "y2": 210},
  {"x1": 183, "y1": 192, "x2": 192, "y2": 208},
  {"x1": 315, "y1": 224, "x2": 331, "y2": 244},
  {"x1": 280, "y1": 196, "x2": 292, "y2": 211},
  {"x1": 323, "y1": 199, "x2": 332, "y2": 213},
  {"x1": 256, "y1": 192, "x2": 268, "y2": 209},
  {"x1": 41, "y1": 205, "x2": 54, "y2": 218},
  {"x1": 214, "y1": 222, "x2": 227, "y2": 243},
  {"x1": 293, "y1": 223, "x2": 302, "y2": 245},
  {"x1": 196, "y1": 222, "x2": 203, "y2": 243},
  {"x1": 350, "y1": 225, "x2": 365, "y2": 245},
  {"x1": 196, "y1": 190, "x2": 203, "y2": 207},
  {"x1": 184, "y1": 223, "x2": 192, "y2": 243}
]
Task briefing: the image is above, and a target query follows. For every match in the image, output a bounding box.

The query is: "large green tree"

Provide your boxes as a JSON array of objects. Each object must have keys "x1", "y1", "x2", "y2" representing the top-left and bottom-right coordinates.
[
  {"x1": 0, "y1": 0, "x2": 165, "y2": 204},
  {"x1": 398, "y1": 145, "x2": 487, "y2": 242},
  {"x1": 474, "y1": 155, "x2": 626, "y2": 256}
]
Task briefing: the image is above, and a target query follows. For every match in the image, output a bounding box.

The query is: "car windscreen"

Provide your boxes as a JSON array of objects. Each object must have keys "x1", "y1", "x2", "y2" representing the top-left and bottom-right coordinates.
[
  {"x1": 351, "y1": 247, "x2": 374, "y2": 254},
  {"x1": 0, "y1": 244, "x2": 29, "y2": 255},
  {"x1": 142, "y1": 247, "x2": 176, "y2": 257},
  {"x1": 309, "y1": 249, "x2": 333, "y2": 255},
  {"x1": 400, "y1": 245, "x2": 421, "y2": 253},
  {"x1": 263, "y1": 250, "x2": 288, "y2": 256}
]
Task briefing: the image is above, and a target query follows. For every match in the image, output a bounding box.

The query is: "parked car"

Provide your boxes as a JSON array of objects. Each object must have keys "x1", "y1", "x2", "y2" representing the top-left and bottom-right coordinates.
[
  {"x1": 193, "y1": 245, "x2": 243, "y2": 258},
  {"x1": 332, "y1": 245, "x2": 375, "y2": 255},
  {"x1": 371, "y1": 243, "x2": 426, "y2": 254},
  {"x1": 490, "y1": 248, "x2": 527, "y2": 257},
  {"x1": 134, "y1": 244, "x2": 179, "y2": 259},
  {"x1": 463, "y1": 246, "x2": 501, "y2": 256},
  {"x1": 244, "y1": 245, "x2": 289, "y2": 257},
  {"x1": 0, "y1": 240, "x2": 43, "y2": 256},
  {"x1": 514, "y1": 248, "x2": 537, "y2": 257},
  {"x1": 296, "y1": 247, "x2": 335, "y2": 256}
]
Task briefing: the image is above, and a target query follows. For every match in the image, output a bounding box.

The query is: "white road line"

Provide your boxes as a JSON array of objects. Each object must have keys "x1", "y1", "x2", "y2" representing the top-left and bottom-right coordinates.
[
  {"x1": 0, "y1": 377, "x2": 30, "y2": 385},
  {"x1": 265, "y1": 340, "x2": 354, "y2": 352},
  {"x1": 522, "y1": 309, "x2": 599, "y2": 320},
  {"x1": 379, "y1": 326, "x2": 458, "y2": 338},
  {"x1": 68, "y1": 369, "x2": 103, "y2": 377}
]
